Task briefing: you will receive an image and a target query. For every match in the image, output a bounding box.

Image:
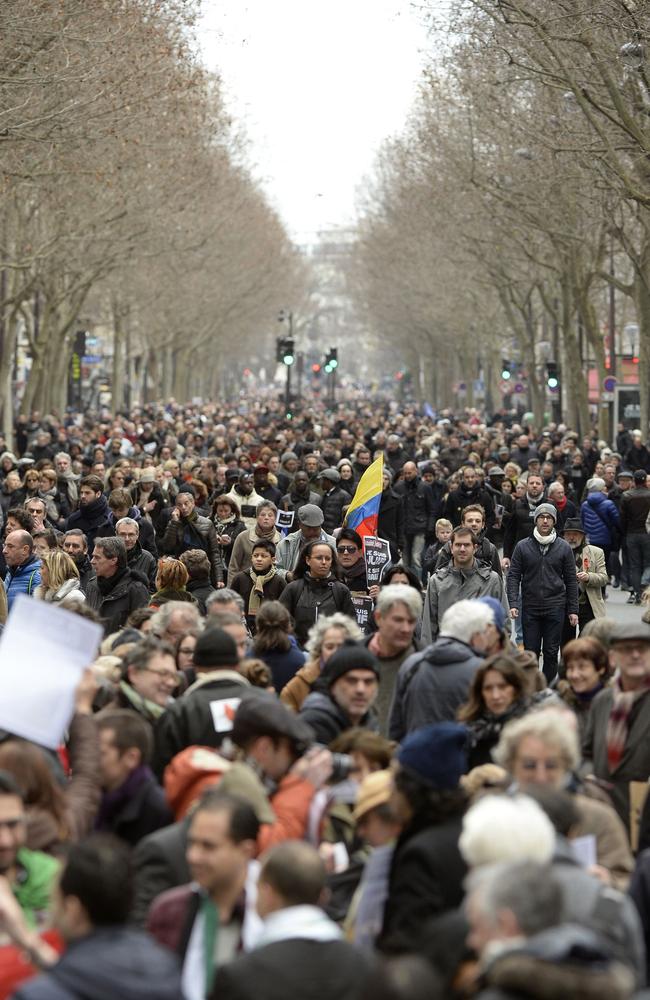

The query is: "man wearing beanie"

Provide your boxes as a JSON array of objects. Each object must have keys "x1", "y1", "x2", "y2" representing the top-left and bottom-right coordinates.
[
  {"x1": 152, "y1": 628, "x2": 249, "y2": 779},
  {"x1": 379, "y1": 722, "x2": 468, "y2": 951},
  {"x1": 507, "y1": 503, "x2": 578, "y2": 683},
  {"x1": 299, "y1": 641, "x2": 380, "y2": 744}
]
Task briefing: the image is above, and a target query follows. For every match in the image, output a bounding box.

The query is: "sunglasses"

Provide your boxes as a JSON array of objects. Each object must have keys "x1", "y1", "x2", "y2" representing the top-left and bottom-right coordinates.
[{"x1": 337, "y1": 545, "x2": 358, "y2": 554}]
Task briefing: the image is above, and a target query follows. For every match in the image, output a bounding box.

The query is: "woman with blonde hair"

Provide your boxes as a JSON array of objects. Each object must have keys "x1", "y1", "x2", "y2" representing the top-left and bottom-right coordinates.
[
  {"x1": 150, "y1": 556, "x2": 197, "y2": 607},
  {"x1": 36, "y1": 549, "x2": 85, "y2": 604}
]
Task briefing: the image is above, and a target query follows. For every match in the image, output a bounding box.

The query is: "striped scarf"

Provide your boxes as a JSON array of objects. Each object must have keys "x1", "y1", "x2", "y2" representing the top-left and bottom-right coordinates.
[{"x1": 606, "y1": 674, "x2": 650, "y2": 772}]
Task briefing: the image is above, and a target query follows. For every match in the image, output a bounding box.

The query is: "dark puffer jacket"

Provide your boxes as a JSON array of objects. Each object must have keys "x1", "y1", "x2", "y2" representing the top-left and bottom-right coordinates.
[
  {"x1": 393, "y1": 477, "x2": 437, "y2": 536},
  {"x1": 319, "y1": 486, "x2": 349, "y2": 534},
  {"x1": 162, "y1": 513, "x2": 224, "y2": 585}
]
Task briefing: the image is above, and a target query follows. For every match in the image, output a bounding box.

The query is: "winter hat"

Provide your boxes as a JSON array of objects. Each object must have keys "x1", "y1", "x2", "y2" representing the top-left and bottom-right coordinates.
[
  {"x1": 193, "y1": 628, "x2": 239, "y2": 669},
  {"x1": 280, "y1": 451, "x2": 299, "y2": 465},
  {"x1": 634, "y1": 469, "x2": 648, "y2": 485},
  {"x1": 476, "y1": 596, "x2": 506, "y2": 632},
  {"x1": 533, "y1": 503, "x2": 557, "y2": 523},
  {"x1": 139, "y1": 469, "x2": 155, "y2": 483},
  {"x1": 586, "y1": 477, "x2": 606, "y2": 493},
  {"x1": 0, "y1": 452, "x2": 17, "y2": 465},
  {"x1": 382, "y1": 467, "x2": 393, "y2": 483},
  {"x1": 397, "y1": 722, "x2": 467, "y2": 790},
  {"x1": 177, "y1": 483, "x2": 196, "y2": 498},
  {"x1": 487, "y1": 466, "x2": 505, "y2": 478},
  {"x1": 321, "y1": 640, "x2": 380, "y2": 688}
]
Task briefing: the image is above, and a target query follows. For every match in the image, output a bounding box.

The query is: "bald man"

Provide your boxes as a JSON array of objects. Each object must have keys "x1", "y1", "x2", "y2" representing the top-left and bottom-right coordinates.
[{"x1": 3, "y1": 530, "x2": 41, "y2": 611}]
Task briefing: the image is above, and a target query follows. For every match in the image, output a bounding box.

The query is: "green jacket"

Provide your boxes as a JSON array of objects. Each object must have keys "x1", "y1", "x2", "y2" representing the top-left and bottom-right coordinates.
[{"x1": 13, "y1": 846, "x2": 59, "y2": 928}]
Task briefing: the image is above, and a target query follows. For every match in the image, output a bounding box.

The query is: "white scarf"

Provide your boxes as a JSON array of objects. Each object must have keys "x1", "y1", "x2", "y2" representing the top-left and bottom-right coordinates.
[
  {"x1": 533, "y1": 527, "x2": 556, "y2": 546},
  {"x1": 254, "y1": 905, "x2": 342, "y2": 949}
]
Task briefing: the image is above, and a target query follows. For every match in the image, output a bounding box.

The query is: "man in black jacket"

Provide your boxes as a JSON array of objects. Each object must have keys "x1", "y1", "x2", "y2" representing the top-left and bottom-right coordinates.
[
  {"x1": 318, "y1": 468, "x2": 349, "y2": 534},
  {"x1": 394, "y1": 461, "x2": 437, "y2": 579},
  {"x1": 620, "y1": 469, "x2": 650, "y2": 603},
  {"x1": 443, "y1": 465, "x2": 495, "y2": 535},
  {"x1": 62, "y1": 528, "x2": 101, "y2": 609},
  {"x1": 507, "y1": 503, "x2": 578, "y2": 682},
  {"x1": 96, "y1": 711, "x2": 173, "y2": 846},
  {"x1": 213, "y1": 841, "x2": 372, "y2": 1000},
  {"x1": 116, "y1": 516, "x2": 157, "y2": 591},
  {"x1": 377, "y1": 469, "x2": 405, "y2": 563},
  {"x1": 280, "y1": 469, "x2": 321, "y2": 514},
  {"x1": 64, "y1": 474, "x2": 110, "y2": 555},
  {"x1": 299, "y1": 642, "x2": 380, "y2": 744},
  {"x1": 92, "y1": 536, "x2": 150, "y2": 635},
  {"x1": 502, "y1": 472, "x2": 546, "y2": 562},
  {"x1": 162, "y1": 485, "x2": 224, "y2": 586},
  {"x1": 152, "y1": 628, "x2": 250, "y2": 779}
]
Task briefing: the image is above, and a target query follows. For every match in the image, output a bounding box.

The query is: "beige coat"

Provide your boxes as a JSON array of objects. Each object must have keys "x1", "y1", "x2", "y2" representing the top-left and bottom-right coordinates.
[{"x1": 576, "y1": 543, "x2": 608, "y2": 618}]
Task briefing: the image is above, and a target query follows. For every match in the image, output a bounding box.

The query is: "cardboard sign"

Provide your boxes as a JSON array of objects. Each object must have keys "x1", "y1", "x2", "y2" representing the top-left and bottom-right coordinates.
[
  {"x1": 363, "y1": 536, "x2": 392, "y2": 586},
  {"x1": 277, "y1": 509, "x2": 295, "y2": 536},
  {"x1": 351, "y1": 595, "x2": 374, "y2": 630}
]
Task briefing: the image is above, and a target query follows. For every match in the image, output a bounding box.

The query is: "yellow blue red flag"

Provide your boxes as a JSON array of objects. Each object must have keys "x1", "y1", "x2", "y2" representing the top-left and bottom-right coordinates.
[{"x1": 344, "y1": 455, "x2": 384, "y2": 539}]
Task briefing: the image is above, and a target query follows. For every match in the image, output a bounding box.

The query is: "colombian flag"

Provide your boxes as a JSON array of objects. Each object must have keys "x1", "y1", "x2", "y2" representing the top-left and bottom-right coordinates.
[{"x1": 344, "y1": 455, "x2": 384, "y2": 540}]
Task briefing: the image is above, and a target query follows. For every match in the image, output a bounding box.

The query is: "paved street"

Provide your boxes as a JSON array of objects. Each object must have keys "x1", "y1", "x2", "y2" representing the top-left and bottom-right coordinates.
[{"x1": 604, "y1": 585, "x2": 648, "y2": 627}]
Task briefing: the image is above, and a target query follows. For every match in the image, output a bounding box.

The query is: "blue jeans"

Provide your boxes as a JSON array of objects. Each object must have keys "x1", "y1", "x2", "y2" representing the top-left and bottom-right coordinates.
[{"x1": 521, "y1": 605, "x2": 565, "y2": 683}]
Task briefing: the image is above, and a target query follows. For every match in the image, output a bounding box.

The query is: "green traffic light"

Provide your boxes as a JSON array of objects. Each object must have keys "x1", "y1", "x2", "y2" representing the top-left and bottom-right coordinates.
[
  {"x1": 502, "y1": 370, "x2": 511, "y2": 380},
  {"x1": 324, "y1": 363, "x2": 332, "y2": 373},
  {"x1": 547, "y1": 377, "x2": 559, "y2": 389},
  {"x1": 329, "y1": 359, "x2": 338, "y2": 369},
  {"x1": 283, "y1": 354, "x2": 294, "y2": 366}
]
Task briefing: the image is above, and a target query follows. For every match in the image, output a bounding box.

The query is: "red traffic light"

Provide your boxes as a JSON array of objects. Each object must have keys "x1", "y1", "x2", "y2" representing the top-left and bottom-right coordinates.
[
  {"x1": 311, "y1": 363, "x2": 321, "y2": 373},
  {"x1": 395, "y1": 371, "x2": 403, "y2": 380}
]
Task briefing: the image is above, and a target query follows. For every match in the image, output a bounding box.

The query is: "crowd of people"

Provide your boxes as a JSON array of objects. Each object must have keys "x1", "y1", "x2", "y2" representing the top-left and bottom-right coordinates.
[{"x1": 0, "y1": 398, "x2": 650, "y2": 999}]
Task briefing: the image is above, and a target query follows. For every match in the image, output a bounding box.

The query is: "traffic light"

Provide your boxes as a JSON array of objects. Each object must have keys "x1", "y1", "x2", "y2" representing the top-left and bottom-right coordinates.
[
  {"x1": 311, "y1": 363, "x2": 321, "y2": 373},
  {"x1": 282, "y1": 338, "x2": 294, "y2": 366},
  {"x1": 501, "y1": 359, "x2": 512, "y2": 380},
  {"x1": 324, "y1": 347, "x2": 338, "y2": 373},
  {"x1": 546, "y1": 362, "x2": 559, "y2": 389}
]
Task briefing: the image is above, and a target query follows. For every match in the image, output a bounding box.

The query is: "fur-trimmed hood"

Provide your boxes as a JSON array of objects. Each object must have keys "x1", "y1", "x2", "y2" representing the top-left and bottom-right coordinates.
[{"x1": 480, "y1": 924, "x2": 634, "y2": 1000}]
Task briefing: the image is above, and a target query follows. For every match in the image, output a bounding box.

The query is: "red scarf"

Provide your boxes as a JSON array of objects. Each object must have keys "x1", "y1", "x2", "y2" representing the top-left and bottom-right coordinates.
[{"x1": 606, "y1": 674, "x2": 650, "y2": 772}]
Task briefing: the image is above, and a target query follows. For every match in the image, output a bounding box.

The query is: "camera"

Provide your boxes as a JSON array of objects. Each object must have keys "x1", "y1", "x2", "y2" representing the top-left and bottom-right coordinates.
[{"x1": 329, "y1": 752, "x2": 354, "y2": 783}]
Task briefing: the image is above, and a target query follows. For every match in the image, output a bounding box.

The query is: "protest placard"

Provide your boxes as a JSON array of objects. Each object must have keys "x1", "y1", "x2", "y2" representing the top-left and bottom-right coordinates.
[
  {"x1": 363, "y1": 536, "x2": 391, "y2": 586},
  {"x1": 0, "y1": 596, "x2": 102, "y2": 749},
  {"x1": 351, "y1": 595, "x2": 374, "y2": 630}
]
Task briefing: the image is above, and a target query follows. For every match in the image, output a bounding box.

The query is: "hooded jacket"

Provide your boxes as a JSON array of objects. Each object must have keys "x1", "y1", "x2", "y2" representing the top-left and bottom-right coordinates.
[
  {"x1": 4, "y1": 553, "x2": 42, "y2": 611},
  {"x1": 388, "y1": 637, "x2": 484, "y2": 741},
  {"x1": 12, "y1": 927, "x2": 184, "y2": 1000},
  {"x1": 580, "y1": 492, "x2": 620, "y2": 548}
]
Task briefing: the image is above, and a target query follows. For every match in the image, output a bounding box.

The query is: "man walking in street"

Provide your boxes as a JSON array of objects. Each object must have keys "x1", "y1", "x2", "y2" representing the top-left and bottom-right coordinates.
[
  {"x1": 394, "y1": 461, "x2": 437, "y2": 579},
  {"x1": 507, "y1": 503, "x2": 578, "y2": 682},
  {"x1": 422, "y1": 526, "x2": 506, "y2": 645},
  {"x1": 620, "y1": 469, "x2": 650, "y2": 604}
]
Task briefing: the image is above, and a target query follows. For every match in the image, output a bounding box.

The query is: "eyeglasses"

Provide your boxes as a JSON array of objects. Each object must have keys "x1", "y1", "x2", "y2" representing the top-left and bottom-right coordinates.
[
  {"x1": 141, "y1": 667, "x2": 182, "y2": 684},
  {"x1": 177, "y1": 647, "x2": 195, "y2": 656},
  {"x1": 337, "y1": 545, "x2": 358, "y2": 554}
]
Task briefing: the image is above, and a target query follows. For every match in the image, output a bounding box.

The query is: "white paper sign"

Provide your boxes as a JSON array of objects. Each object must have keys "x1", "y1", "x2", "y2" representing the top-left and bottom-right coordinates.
[
  {"x1": 0, "y1": 596, "x2": 102, "y2": 749},
  {"x1": 209, "y1": 697, "x2": 241, "y2": 733},
  {"x1": 571, "y1": 834, "x2": 597, "y2": 868}
]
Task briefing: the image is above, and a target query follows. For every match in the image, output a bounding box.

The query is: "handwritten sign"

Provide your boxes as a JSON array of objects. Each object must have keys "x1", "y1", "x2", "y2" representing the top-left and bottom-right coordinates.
[
  {"x1": 351, "y1": 595, "x2": 374, "y2": 630},
  {"x1": 363, "y1": 536, "x2": 392, "y2": 586}
]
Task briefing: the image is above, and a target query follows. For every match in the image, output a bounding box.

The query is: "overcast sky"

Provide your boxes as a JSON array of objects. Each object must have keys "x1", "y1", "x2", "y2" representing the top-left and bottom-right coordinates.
[{"x1": 197, "y1": 1, "x2": 434, "y2": 241}]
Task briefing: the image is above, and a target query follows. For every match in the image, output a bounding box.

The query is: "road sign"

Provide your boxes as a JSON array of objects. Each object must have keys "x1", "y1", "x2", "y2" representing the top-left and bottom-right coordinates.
[
  {"x1": 514, "y1": 382, "x2": 525, "y2": 394},
  {"x1": 603, "y1": 375, "x2": 617, "y2": 393},
  {"x1": 601, "y1": 392, "x2": 614, "y2": 403}
]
